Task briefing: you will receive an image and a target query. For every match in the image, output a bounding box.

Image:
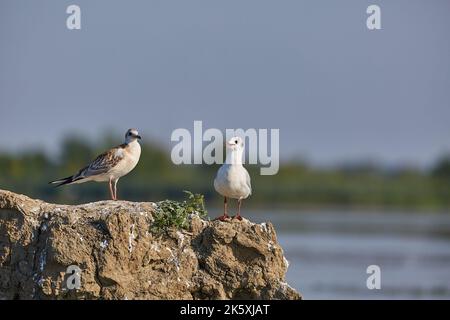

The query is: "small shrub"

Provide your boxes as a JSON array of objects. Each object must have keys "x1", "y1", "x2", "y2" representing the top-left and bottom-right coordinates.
[{"x1": 151, "y1": 191, "x2": 208, "y2": 233}]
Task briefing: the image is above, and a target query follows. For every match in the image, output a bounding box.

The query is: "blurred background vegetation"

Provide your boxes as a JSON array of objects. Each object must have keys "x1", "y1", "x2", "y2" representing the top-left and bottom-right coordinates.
[{"x1": 1, "y1": 132, "x2": 450, "y2": 212}]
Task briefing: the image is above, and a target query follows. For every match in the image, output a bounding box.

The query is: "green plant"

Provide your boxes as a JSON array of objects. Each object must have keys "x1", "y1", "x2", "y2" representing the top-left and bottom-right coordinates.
[{"x1": 151, "y1": 191, "x2": 208, "y2": 233}]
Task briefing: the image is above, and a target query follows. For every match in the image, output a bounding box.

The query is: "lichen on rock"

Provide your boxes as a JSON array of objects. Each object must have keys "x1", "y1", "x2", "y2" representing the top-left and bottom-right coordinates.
[{"x1": 0, "y1": 189, "x2": 301, "y2": 300}]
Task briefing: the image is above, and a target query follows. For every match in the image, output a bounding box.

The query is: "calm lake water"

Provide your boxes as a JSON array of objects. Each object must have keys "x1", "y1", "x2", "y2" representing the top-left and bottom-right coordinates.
[{"x1": 245, "y1": 210, "x2": 450, "y2": 300}]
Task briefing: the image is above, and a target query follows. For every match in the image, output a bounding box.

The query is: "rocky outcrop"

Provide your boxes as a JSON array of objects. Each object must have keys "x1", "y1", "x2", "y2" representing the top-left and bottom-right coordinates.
[{"x1": 0, "y1": 189, "x2": 300, "y2": 300}]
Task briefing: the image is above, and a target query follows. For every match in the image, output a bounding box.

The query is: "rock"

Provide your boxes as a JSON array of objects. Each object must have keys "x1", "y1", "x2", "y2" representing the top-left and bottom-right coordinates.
[{"x1": 0, "y1": 189, "x2": 301, "y2": 300}]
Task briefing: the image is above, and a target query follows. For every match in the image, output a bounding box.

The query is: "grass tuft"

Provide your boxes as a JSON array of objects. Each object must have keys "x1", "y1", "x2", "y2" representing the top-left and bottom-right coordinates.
[{"x1": 151, "y1": 191, "x2": 208, "y2": 233}]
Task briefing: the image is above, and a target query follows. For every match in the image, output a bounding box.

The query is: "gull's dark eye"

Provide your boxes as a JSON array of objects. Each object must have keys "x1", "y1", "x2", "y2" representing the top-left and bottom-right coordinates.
[{"x1": 235, "y1": 140, "x2": 238, "y2": 144}]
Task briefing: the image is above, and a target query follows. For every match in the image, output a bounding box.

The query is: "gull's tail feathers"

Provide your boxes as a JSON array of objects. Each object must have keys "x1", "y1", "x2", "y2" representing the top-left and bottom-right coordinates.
[
  {"x1": 49, "y1": 169, "x2": 87, "y2": 187},
  {"x1": 49, "y1": 176, "x2": 79, "y2": 187}
]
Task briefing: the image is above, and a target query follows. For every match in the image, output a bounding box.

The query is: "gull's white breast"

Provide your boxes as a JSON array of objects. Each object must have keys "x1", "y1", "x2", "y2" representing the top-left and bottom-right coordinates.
[
  {"x1": 109, "y1": 141, "x2": 141, "y2": 180},
  {"x1": 214, "y1": 164, "x2": 252, "y2": 200}
]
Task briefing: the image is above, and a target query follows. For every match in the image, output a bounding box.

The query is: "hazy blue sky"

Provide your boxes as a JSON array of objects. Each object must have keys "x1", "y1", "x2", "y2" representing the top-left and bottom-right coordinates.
[{"x1": 1, "y1": 0, "x2": 449, "y2": 167}]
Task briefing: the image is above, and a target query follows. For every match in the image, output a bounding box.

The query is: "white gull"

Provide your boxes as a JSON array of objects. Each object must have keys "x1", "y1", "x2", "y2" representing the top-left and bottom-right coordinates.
[{"x1": 214, "y1": 136, "x2": 252, "y2": 220}]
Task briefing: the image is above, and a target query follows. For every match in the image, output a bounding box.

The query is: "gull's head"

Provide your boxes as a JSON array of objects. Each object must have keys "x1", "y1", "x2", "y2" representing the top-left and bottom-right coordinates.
[
  {"x1": 226, "y1": 136, "x2": 244, "y2": 152},
  {"x1": 125, "y1": 128, "x2": 142, "y2": 143}
]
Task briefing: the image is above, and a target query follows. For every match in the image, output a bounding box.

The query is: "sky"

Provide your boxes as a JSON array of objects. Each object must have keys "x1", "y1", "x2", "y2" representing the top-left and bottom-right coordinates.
[{"x1": 1, "y1": 0, "x2": 450, "y2": 168}]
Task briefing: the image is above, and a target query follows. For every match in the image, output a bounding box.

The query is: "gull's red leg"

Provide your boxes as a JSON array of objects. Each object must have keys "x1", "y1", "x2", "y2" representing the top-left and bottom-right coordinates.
[
  {"x1": 113, "y1": 180, "x2": 118, "y2": 201},
  {"x1": 109, "y1": 178, "x2": 115, "y2": 200},
  {"x1": 215, "y1": 197, "x2": 229, "y2": 221},
  {"x1": 233, "y1": 199, "x2": 243, "y2": 221}
]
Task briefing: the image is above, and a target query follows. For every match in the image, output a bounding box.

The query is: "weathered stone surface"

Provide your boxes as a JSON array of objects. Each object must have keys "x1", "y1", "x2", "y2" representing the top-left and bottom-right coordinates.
[{"x1": 0, "y1": 189, "x2": 301, "y2": 300}]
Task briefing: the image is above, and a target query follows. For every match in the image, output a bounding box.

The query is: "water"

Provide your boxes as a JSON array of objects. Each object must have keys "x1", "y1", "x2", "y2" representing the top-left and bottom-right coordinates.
[{"x1": 245, "y1": 210, "x2": 450, "y2": 299}]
